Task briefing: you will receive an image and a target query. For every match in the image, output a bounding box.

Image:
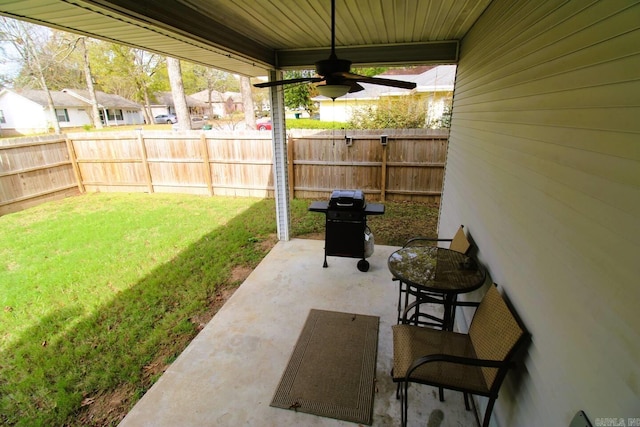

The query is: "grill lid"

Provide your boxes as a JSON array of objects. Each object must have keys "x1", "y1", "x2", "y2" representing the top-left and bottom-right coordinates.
[{"x1": 329, "y1": 189, "x2": 366, "y2": 209}]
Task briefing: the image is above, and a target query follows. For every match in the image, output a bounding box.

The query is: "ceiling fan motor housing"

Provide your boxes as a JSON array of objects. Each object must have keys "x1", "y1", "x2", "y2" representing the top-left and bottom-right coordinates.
[{"x1": 315, "y1": 56, "x2": 352, "y2": 77}]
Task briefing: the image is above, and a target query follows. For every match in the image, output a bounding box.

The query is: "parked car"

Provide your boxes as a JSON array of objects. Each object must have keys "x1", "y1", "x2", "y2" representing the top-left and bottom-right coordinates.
[
  {"x1": 172, "y1": 116, "x2": 208, "y2": 131},
  {"x1": 154, "y1": 114, "x2": 177, "y2": 124},
  {"x1": 190, "y1": 116, "x2": 206, "y2": 129},
  {"x1": 256, "y1": 117, "x2": 271, "y2": 131}
]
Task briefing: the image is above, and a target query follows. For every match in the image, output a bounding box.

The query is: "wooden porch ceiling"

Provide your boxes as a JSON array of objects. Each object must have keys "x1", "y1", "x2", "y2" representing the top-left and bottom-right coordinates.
[{"x1": 0, "y1": 0, "x2": 492, "y2": 76}]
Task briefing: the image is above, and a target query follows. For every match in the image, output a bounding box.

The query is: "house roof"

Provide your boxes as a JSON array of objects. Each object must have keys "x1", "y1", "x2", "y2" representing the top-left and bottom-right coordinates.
[
  {"x1": 190, "y1": 90, "x2": 243, "y2": 104},
  {"x1": 152, "y1": 92, "x2": 208, "y2": 108},
  {"x1": 412, "y1": 65, "x2": 456, "y2": 92},
  {"x1": 62, "y1": 89, "x2": 142, "y2": 109},
  {"x1": 5, "y1": 88, "x2": 142, "y2": 109},
  {"x1": 11, "y1": 89, "x2": 87, "y2": 108}
]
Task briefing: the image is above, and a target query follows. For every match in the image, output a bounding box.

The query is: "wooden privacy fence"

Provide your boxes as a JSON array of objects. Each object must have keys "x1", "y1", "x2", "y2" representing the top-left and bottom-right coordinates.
[
  {"x1": 0, "y1": 129, "x2": 448, "y2": 215},
  {"x1": 289, "y1": 129, "x2": 448, "y2": 201},
  {"x1": 67, "y1": 130, "x2": 275, "y2": 197},
  {"x1": 0, "y1": 135, "x2": 80, "y2": 216}
]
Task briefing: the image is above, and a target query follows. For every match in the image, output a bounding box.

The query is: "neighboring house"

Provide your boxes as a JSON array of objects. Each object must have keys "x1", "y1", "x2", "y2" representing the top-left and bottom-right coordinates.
[
  {"x1": 150, "y1": 91, "x2": 208, "y2": 119},
  {"x1": 63, "y1": 89, "x2": 144, "y2": 127},
  {"x1": 190, "y1": 89, "x2": 243, "y2": 118},
  {"x1": 0, "y1": 88, "x2": 143, "y2": 136},
  {"x1": 313, "y1": 65, "x2": 456, "y2": 126}
]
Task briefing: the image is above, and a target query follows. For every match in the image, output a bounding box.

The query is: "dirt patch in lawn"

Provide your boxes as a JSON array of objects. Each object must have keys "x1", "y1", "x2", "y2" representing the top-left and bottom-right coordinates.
[{"x1": 77, "y1": 384, "x2": 136, "y2": 427}]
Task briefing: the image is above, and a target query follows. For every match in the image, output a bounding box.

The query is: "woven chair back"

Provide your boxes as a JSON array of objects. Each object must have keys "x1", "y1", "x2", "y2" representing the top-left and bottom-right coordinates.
[
  {"x1": 449, "y1": 226, "x2": 471, "y2": 254},
  {"x1": 468, "y1": 285, "x2": 525, "y2": 388}
]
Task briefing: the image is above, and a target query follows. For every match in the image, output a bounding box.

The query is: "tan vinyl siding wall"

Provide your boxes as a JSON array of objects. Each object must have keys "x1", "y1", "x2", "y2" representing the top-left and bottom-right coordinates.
[{"x1": 441, "y1": 0, "x2": 640, "y2": 425}]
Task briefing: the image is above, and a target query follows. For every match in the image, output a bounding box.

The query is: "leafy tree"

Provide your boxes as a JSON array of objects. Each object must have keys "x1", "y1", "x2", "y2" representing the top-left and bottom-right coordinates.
[
  {"x1": 427, "y1": 104, "x2": 452, "y2": 129},
  {"x1": 180, "y1": 63, "x2": 243, "y2": 119},
  {"x1": 89, "y1": 42, "x2": 166, "y2": 123},
  {"x1": 283, "y1": 70, "x2": 318, "y2": 116},
  {"x1": 181, "y1": 63, "x2": 239, "y2": 94},
  {"x1": 351, "y1": 66, "x2": 387, "y2": 77}
]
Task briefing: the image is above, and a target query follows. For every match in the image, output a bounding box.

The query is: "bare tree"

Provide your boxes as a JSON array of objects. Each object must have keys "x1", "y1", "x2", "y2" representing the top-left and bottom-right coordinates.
[
  {"x1": 166, "y1": 56, "x2": 190, "y2": 130},
  {"x1": 0, "y1": 18, "x2": 65, "y2": 133},
  {"x1": 77, "y1": 37, "x2": 103, "y2": 129}
]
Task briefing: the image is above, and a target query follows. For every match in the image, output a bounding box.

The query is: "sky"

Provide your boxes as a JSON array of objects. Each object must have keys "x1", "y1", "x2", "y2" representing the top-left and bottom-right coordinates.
[{"x1": 0, "y1": 43, "x2": 21, "y2": 83}]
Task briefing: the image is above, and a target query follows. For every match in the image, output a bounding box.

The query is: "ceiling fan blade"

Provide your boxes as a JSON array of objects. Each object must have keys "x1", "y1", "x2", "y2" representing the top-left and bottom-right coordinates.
[
  {"x1": 338, "y1": 72, "x2": 417, "y2": 90},
  {"x1": 254, "y1": 77, "x2": 322, "y2": 88},
  {"x1": 348, "y1": 82, "x2": 365, "y2": 93}
]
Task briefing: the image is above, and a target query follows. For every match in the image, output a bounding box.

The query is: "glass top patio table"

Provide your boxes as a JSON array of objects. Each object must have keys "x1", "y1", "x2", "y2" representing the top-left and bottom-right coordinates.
[
  {"x1": 388, "y1": 246, "x2": 485, "y2": 293},
  {"x1": 388, "y1": 246, "x2": 486, "y2": 330}
]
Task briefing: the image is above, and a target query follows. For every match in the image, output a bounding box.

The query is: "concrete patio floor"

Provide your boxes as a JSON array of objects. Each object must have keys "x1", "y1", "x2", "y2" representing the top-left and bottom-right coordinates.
[{"x1": 119, "y1": 238, "x2": 479, "y2": 427}]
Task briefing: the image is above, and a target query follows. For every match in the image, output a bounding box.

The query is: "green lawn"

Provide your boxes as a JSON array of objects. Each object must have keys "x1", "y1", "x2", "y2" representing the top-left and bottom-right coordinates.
[{"x1": 0, "y1": 193, "x2": 438, "y2": 426}]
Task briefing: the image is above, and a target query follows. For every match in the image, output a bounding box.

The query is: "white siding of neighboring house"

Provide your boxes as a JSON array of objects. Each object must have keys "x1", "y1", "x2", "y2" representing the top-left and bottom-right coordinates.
[
  {"x1": 317, "y1": 97, "x2": 376, "y2": 122},
  {"x1": 318, "y1": 93, "x2": 452, "y2": 126},
  {"x1": 122, "y1": 110, "x2": 144, "y2": 125},
  {"x1": 0, "y1": 90, "x2": 144, "y2": 133},
  {"x1": 103, "y1": 109, "x2": 144, "y2": 126},
  {"x1": 0, "y1": 91, "x2": 48, "y2": 133},
  {"x1": 441, "y1": 0, "x2": 639, "y2": 426},
  {"x1": 209, "y1": 102, "x2": 227, "y2": 118},
  {"x1": 59, "y1": 107, "x2": 91, "y2": 128}
]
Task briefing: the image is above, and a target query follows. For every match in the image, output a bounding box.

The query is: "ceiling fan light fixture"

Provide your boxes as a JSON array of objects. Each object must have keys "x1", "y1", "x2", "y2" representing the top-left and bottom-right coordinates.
[{"x1": 317, "y1": 84, "x2": 350, "y2": 99}]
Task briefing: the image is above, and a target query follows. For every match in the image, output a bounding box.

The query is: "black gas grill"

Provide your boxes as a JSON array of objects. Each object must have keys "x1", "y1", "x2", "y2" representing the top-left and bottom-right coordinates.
[{"x1": 309, "y1": 189, "x2": 385, "y2": 272}]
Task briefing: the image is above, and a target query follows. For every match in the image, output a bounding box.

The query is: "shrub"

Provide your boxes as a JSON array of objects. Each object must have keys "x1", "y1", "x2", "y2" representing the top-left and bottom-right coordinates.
[{"x1": 348, "y1": 95, "x2": 427, "y2": 129}]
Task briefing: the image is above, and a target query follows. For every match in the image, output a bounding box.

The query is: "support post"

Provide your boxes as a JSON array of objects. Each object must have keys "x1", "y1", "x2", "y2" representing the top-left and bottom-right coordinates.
[
  {"x1": 200, "y1": 133, "x2": 213, "y2": 196},
  {"x1": 287, "y1": 134, "x2": 295, "y2": 200},
  {"x1": 137, "y1": 131, "x2": 154, "y2": 194},
  {"x1": 269, "y1": 69, "x2": 291, "y2": 241},
  {"x1": 380, "y1": 137, "x2": 388, "y2": 202},
  {"x1": 65, "y1": 137, "x2": 85, "y2": 193}
]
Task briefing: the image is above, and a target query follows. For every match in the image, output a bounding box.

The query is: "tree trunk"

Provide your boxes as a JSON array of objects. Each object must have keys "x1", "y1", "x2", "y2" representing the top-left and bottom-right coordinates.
[
  {"x1": 43, "y1": 81, "x2": 61, "y2": 134},
  {"x1": 240, "y1": 76, "x2": 256, "y2": 129},
  {"x1": 12, "y1": 20, "x2": 61, "y2": 133},
  {"x1": 80, "y1": 37, "x2": 103, "y2": 129},
  {"x1": 142, "y1": 87, "x2": 153, "y2": 125},
  {"x1": 166, "y1": 57, "x2": 190, "y2": 130},
  {"x1": 208, "y1": 90, "x2": 214, "y2": 118}
]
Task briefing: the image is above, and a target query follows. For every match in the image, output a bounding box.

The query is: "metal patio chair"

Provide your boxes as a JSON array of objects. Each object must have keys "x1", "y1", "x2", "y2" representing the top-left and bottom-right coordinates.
[{"x1": 392, "y1": 284, "x2": 529, "y2": 427}]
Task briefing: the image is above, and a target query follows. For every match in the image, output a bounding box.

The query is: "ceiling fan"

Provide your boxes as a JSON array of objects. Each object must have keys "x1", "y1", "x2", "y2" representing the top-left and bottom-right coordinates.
[{"x1": 253, "y1": 0, "x2": 417, "y2": 99}]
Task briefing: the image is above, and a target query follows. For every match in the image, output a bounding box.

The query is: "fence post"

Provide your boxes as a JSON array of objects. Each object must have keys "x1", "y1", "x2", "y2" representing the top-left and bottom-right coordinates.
[
  {"x1": 65, "y1": 137, "x2": 85, "y2": 193},
  {"x1": 287, "y1": 135, "x2": 295, "y2": 200},
  {"x1": 200, "y1": 133, "x2": 213, "y2": 196},
  {"x1": 380, "y1": 140, "x2": 388, "y2": 202},
  {"x1": 137, "y1": 132, "x2": 154, "y2": 194}
]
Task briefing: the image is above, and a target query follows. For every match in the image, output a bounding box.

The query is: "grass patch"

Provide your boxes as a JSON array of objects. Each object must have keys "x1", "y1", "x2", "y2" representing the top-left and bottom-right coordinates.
[
  {"x1": 286, "y1": 118, "x2": 348, "y2": 129},
  {"x1": 290, "y1": 198, "x2": 440, "y2": 246},
  {"x1": 0, "y1": 193, "x2": 438, "y2": 426}
]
